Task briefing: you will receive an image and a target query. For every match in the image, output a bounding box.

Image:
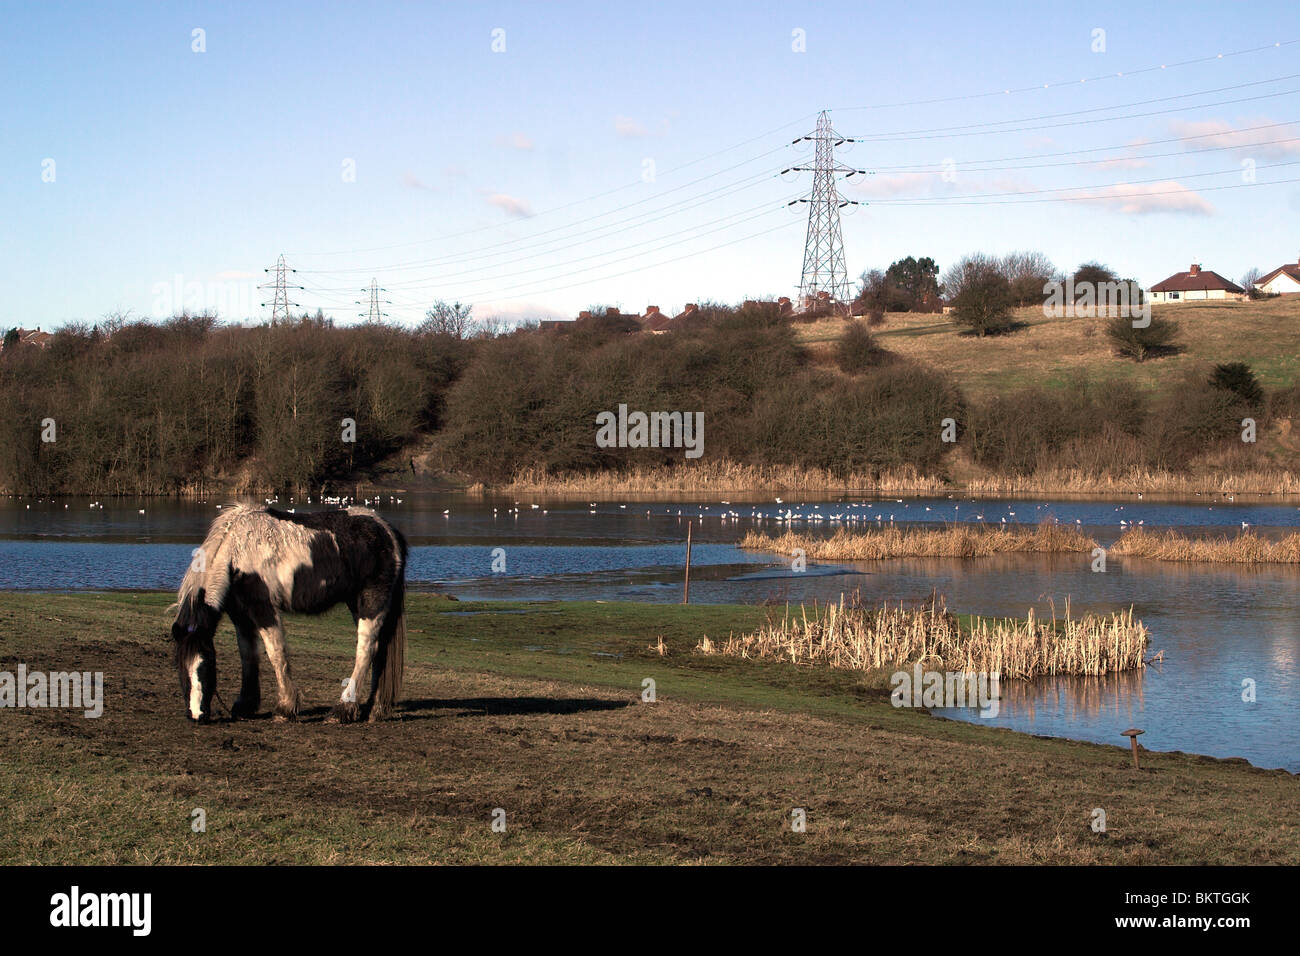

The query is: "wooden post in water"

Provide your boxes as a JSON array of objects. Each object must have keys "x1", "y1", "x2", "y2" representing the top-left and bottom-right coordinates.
[{"x1": 682, "y1": 520, "x2": 693, "y2": 604}]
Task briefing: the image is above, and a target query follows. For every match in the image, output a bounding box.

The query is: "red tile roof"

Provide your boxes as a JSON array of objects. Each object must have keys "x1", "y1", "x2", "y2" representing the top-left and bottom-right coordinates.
[
  {"x1": 1149, "y1": 267, "x2": 1242, "y2": 294},
  {"x1": 1257, "y1": 262, "x2": 1300, "y2": 287}
]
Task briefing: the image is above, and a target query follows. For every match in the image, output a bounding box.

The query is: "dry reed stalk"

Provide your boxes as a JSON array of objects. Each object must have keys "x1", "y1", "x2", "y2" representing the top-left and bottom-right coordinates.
[
  {"x1": 740, "y1": 520, "x2": 1096, "y2": 560},
  {"x1": 699, "y1": 594, "x2": 1148, "y2": 681},
  {"x1": 1111, "y1": 526, "x2": 1300, "y2": 563}
]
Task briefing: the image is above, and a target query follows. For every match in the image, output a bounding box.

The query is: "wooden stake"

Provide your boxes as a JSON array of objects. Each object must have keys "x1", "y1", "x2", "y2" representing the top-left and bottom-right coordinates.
[
  {"x1": 1122, "y1": 728, "x2": 1144, "y2": 770},
  {"x1": 683, "y1": 520, "x2": 692, "y2": 605}
]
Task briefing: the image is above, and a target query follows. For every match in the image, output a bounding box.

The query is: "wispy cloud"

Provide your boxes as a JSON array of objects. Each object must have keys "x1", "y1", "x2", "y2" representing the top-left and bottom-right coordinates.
[
  {"x1": 477, "y1": 300, "x2": 568, "y2": 323},
  {"x1": 1064, "y1": 180, "x2": 1213, "y2": 215},
  {"x1": 484, "y1": 192, "x2": 534, "y2": 218},
  {"x1": 494, "y1": 131, "x2": 534, "y2": 151},
  {"x1": 402, "y1": 171, "x2": 436, "y2": 190},
  {"x1": 1170, "y1": 118, "x2": 1300, "y2": 159},
  {"x1": 614, "y1": 115, "x2": 650, "y2": 138}
]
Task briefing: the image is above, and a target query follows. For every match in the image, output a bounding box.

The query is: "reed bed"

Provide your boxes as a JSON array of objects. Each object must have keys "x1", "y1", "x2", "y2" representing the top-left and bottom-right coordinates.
[
  {"x1": 740, "y1": 520, "x2": 1096, "y2": 560},
  {"x1": 698, "y1": 595, "x2": 1149, "y2": 681},
  {"x1": 497, "y1": 462, "x2": 1300, "y2": 497},
  {"x1": 960, "y1": 466, "x2": 1300, "y2": 497},
  {"x1": 501, "y1": 463, "x2": 950, "y2": 495},
  {"x1": 1112, "y1": 526, "x2": 1300, "y2": 563}
]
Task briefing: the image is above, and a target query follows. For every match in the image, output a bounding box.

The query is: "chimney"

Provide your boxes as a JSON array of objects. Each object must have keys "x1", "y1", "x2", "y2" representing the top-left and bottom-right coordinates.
[
  {"x1": 817, "y1": 290, "x2": 830, "y2": 300},
  {"x1": 778, "y1": 296, "x2": 791, "y2": 305},
  {"x1": 578, "y1": 310, "x2": 591, "y2": 320},
  {"x1": 1189, "y1": 263, "x2": 1200, "y2": 276},
  {"x1": 606, "y1": 306, "x2": 619, "y2": 316},
  {"x1": 645, "y1": 305, "x2": 659, "y2": 316},
  {"x1": 683, "y1": 303, "x2": 697, "y2": 315}
]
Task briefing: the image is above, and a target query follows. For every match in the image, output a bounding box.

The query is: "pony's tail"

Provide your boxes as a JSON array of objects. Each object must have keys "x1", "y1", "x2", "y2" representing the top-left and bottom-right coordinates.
[{"x1": 372, "y1": 577, "x2": 405, "y2": 718}]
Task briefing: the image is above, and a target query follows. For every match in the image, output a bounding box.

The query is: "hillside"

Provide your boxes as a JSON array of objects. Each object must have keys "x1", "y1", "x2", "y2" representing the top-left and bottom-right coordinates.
[{"x1": 795, "y1": 296, "x2": 1300, "y2": 400}]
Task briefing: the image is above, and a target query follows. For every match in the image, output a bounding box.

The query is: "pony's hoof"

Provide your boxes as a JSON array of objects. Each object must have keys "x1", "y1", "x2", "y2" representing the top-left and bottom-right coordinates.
[
  {"x1": 330, "y1": 701, "x2": 361, "y2": 724},
  {"x1": 272, "y1": 703, "x2": 298, "y2": 722},
  {"x1": 367, "y1": 705, "x2": 391, "y2": 723},
  {"x1": 231, "y1": 697, "x2": 260, "y2": 719}
]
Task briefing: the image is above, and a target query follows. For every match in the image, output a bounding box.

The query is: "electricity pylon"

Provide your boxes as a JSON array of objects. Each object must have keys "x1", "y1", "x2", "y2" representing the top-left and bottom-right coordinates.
[
  {"x1": 259, "y1": 254, "x2": 303, "y2": 323},
  {"x1": 357, "y1": 279, "x2": 390, "y2": 322},
  {"x1": 785, "y1": 111, "x2": 865, "y2": 311}
]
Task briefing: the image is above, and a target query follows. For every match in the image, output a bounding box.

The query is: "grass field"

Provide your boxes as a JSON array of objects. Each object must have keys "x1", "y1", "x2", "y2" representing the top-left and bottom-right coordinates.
[
  {"x1": 794, "y1": 296, "x2": 1300, "y2": 400},
  {"x1": 2, "y1": 592, "x2": 1296, "y2": 865}
]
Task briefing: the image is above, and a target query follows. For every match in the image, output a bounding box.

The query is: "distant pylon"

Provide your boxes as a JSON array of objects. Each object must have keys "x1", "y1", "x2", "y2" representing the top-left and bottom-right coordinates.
[
  {"x1": 259, "y1": 254, "x2": 303, "y2": 323},
  {"x1": 357, "y1": 279, "x2": 390, "y2": 322},
  {"x1": 786, "y1": 111, "x2": 865, "y2": 311}
]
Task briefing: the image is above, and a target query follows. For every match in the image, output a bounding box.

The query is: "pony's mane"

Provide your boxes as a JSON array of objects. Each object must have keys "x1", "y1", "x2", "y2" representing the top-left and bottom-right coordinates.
[{"x1": 171, "y1": 505, "x2": 257, "y2": 616}]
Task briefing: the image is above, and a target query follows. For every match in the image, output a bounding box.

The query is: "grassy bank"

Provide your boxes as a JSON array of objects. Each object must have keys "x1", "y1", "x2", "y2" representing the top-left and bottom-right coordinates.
[{"x1": 1, "y1": 592, "x2": 1295, "y2": 865}]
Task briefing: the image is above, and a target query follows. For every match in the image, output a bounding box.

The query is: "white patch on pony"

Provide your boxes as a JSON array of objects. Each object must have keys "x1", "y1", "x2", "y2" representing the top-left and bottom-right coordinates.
[
  {"x1": 343, "y1": 616, "x2": 383, "y2": 700},
  {"x1": 187, "y1": 655, "x2": 204, "y2": 719}
]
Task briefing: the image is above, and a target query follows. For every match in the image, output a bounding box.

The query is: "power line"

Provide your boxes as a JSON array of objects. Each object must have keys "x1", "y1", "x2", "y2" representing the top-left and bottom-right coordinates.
[
  {"x1": 297, "y1": 164, "x2": 784, "y2": 278},
  {"x1": 847, "y1": 83, "x2": 1300, "y2": 143},
  {"x1": 867, "y1": 123, "x2": 1300, "y2": 173},
  {"x1": 868, "y1": 171, "x2": 1300, "y2": 207},
  {"x1": 831, "y1": 38, "x2": 1299, "y2": 112}
]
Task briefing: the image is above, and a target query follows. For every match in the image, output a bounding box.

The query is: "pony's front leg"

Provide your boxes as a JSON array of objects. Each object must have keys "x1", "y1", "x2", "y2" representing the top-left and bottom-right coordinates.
[
  {"x1": 332, "y1": 615, "x2": 381, "y2": 724},
  {"x1": 259, "y1": 616, "x2": 301, "y2": 720},
  {"x1": 230, "y1": 621, "x2": 262, "y2": 718}
]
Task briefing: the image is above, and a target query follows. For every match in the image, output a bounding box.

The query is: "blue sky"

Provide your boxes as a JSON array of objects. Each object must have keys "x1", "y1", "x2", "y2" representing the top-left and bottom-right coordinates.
[{"x1": 3, "y1": 0, "x2": 1299, "y2": 328}]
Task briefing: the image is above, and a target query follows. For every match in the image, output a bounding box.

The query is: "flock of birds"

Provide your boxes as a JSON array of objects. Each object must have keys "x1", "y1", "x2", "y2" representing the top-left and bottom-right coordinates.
[{"x1": 14, "y1": 493, "x2": 1277, "y2": 530}]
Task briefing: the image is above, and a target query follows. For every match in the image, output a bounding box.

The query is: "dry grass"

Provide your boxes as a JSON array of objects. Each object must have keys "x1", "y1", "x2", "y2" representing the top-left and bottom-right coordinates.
[
  {"x1": 741, "y1": 520, "x2": 1096, "y2": 559},
  {"x1": 700, "y1": 594, "x2": 1149, "y2": 681},
  {"x1": 795, "y1": 296, "x2": 1300, "y2": 400},
  {"x1": 1112, "y1": 526, "x2": 1300, "y2": 563}
]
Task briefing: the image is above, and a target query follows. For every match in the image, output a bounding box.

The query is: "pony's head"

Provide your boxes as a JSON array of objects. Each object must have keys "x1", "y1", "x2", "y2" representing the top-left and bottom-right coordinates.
[{"x1": 171, "y1": 588, "x2": 220, "y2": 721}]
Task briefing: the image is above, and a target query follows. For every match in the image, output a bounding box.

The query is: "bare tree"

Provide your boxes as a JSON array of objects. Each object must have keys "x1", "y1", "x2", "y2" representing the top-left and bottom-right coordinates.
[
  {"x1": 419, "y1": 300, "x2": 474, "y2": 339},
  {"x1": 1001, "y1": 251, "x2": 1056, "y2": 307},
  {"x1": 1240, "y1": 267, "x2": 1263, "y2": 297}
]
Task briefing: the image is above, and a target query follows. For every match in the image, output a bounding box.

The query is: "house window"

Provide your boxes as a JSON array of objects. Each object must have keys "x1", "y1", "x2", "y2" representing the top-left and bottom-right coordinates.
[{"x1": 1169, "y1": 292, "x2": 1180, "y2": 300}]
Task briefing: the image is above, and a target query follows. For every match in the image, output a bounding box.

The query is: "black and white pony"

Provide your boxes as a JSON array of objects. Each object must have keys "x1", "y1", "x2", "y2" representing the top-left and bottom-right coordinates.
[{"x1": 170, "y1": 505, "x2": 408, "y2": 723}]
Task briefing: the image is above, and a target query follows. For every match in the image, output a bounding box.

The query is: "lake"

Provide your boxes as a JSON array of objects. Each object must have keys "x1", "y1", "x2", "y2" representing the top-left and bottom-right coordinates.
[{"x1": 2, "y1": 491, "x2": 1297, "y2": 771}]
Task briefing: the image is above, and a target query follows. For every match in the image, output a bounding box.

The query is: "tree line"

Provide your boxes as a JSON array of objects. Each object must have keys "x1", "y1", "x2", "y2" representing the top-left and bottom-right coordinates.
[{"x1": 2, "y1": 297, "x2": 1295, "y2": 494}]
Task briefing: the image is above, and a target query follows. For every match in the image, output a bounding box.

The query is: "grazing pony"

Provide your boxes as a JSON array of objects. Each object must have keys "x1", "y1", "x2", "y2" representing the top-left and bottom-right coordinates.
[{"x1": 170, "y1": 505, "x2": 407, "y2": 723}]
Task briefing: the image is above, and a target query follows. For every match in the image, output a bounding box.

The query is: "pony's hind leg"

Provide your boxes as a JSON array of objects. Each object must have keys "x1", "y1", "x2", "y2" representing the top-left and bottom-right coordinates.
[
  {"x1": 332, "y1": 613, "x2": 383, "y2": 724},
  {"x1": 230, "y1": 618, "x2": 262, "y2": 719},
  {"x1": 259, "y1": 615, "x2": 301, "y2": 720}
]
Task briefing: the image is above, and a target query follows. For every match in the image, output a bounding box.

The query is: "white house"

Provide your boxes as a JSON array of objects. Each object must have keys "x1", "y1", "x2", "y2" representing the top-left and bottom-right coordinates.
[
  {"x1": 1147, "y1": 263, "x2": 1243, "y2": 303},
  {"x1": 1256, "y1": 257, "x2": 1300, "y2": 295}
]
